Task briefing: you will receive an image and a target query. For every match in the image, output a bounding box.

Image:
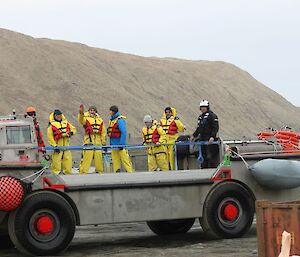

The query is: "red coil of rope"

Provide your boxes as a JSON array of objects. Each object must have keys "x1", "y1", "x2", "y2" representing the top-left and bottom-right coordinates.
[{"x1": 0, "y1": 176, "x2": 26, "y2": 211}]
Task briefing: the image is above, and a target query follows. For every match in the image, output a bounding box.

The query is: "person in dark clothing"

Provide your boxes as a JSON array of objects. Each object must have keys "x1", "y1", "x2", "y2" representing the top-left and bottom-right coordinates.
[{"x1": 192, "y1": 100, "x2": 219, "y2": 168}]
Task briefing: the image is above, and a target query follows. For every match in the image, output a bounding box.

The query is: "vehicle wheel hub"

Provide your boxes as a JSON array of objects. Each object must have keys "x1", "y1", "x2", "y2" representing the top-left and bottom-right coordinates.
[
  {"x1": 35, "y1": 215, "x2": 54, "y2": 235},
  {"x1": 223, "y1": 203, "x2": 239, "y2": 221},
  {"x1": 217, "y1": 197, "x2": 243, "y2": 227},
  {"x1": 29, "y1": 209, "x2": 60, "y2": 242}
]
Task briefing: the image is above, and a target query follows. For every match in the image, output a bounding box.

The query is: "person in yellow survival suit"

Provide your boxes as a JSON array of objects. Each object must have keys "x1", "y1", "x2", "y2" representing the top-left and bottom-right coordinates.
[
  {"x1": 107, "y1": 105, "x2": 133, "y2": 173},
  {"x1": 142, "y1": 115, "x2": 169, "y2": 171},
  {"x1": 47, "y1": 109, "x2": 76, "y2": 175},
  {"x1": 160, "y1": 107, "x2": 184, "y2": 170},
  {"x1": 78, "y1": 105, "x2": 106, "y2": 174}
]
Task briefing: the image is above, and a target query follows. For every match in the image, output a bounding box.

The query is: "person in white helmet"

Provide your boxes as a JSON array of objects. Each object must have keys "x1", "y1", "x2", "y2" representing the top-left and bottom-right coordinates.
[{"x1": 192, "y1": 100, "x2": 219, "y2": 168}]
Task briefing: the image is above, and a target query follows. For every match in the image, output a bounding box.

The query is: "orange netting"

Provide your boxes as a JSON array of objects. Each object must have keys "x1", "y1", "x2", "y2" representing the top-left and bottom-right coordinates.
[{"x1": 257, "y1": 130, "x2": 300, "y2": 154}]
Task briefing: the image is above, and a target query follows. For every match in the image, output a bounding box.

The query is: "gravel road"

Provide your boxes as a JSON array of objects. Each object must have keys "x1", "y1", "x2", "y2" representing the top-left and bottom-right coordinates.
[{"x1": 1, "y1": 221, "x2": 258, "y2": 257}]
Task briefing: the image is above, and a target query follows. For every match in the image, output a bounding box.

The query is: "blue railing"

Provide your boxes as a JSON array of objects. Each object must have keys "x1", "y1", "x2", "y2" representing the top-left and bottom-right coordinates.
[{"x1": 41, "y1": 141, "x2": 220, "y2": 169}]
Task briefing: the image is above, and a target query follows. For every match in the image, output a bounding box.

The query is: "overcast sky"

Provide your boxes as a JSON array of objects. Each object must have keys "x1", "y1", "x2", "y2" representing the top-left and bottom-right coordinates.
[{"x1": 1, "y1": 0, "x2": 299, "y2": 106}]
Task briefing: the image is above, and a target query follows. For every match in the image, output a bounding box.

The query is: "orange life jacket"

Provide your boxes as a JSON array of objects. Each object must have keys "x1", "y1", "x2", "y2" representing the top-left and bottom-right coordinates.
[
  {"x1": 111, "y1": 123, "x2": 121, "y2": 138},
  {"x1": 143, "y1": 126, "x2": 160, "y2": 144},
  {"x1": 51, "y1": 121, "x2": 70, "y2": 141},
  {"x1": 84, "y1": 119, "x2": 104, "y2": 135},
  {"x1": 108, "y1": 116, "x2": 125, "y2": 138},
  {"x1": 160, "y1": 118, "x2": 178, "y2": 135}
]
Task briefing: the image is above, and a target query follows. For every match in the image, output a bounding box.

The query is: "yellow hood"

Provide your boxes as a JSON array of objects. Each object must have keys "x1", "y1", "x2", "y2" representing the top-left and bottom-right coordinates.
[
  {"x1": 162, "y1": 107, "x2": 177, "y2": 118},
  {"x1": 49, "y1": 112, "x2": 67, "y2": 122}
]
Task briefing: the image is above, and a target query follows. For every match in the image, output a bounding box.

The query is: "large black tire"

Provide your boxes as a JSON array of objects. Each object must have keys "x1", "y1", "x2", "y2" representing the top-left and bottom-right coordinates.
[
  {"x1": 147, "y1": 218, "x2": 195, "y2": 235},
  {"x1": 8, "y1": 191, "x2": 76, "y2": 256},
  {"x1": 0, "y1": 233, "x2": 14, "y2": 249},
  {"x1": 200, "y1": 181, "x2": 254, "y2": 239},
  {"x1": 0, "y1": 214, "x2": 14, "y2": 249}
]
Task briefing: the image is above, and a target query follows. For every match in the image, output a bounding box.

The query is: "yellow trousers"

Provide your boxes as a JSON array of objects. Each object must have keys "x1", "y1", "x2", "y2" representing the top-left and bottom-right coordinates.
[
  {"x1": 147, "y1": 146, "x2": 169, "y2": 171},
  {"x1": 79, "y1": 150, "x2": 103, "y2": 174},
  {"x1": 111, "y1": 149, "x2": 133, "y2": 173},
  {"x1": 51, "y1": 150, "x2": 72, "y2": 175},
  {"x1": 166, "y1": 135, "x2": 178, "y2": 170},
  {"x1": 166, "y1": 145, "x2": 176, "y2": 170}
]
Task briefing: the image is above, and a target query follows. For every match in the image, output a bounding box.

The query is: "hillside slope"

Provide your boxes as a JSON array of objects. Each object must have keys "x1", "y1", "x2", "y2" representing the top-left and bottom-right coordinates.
[{"x1": 0, "y1": 28, "x2": 298, "y2": 143}]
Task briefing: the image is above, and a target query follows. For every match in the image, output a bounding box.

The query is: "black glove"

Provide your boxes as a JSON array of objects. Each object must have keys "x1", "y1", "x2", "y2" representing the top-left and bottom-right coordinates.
[{"x1": 54, "y1": 149, "x2": 60, "y2": 154}]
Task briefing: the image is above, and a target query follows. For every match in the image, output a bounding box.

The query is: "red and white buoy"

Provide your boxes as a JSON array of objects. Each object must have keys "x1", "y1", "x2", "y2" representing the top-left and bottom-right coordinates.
[{"x1": 0, "y1": 176, "x2": 26, "y2": 211}]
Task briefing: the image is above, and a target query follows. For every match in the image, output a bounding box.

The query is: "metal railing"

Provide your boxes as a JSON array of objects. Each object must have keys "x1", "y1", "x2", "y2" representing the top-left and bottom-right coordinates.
[{"x1": 39, "y1": 141, "x2": 220, "y2": 171}]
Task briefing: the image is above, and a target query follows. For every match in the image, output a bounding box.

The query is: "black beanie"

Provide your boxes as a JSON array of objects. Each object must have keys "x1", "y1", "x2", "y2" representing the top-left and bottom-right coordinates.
[{"x1": 54, "y1": 109, "x2": 62, "y2": 115}]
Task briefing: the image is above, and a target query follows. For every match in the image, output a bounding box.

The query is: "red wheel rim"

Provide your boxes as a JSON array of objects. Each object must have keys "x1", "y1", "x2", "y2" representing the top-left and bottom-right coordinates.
[
  {"x1": 35, "y1": 215, "x2": 54, "y2": 235},
  {"x1": 223, "y1": 203, "x2": 239, "y2": 221}
]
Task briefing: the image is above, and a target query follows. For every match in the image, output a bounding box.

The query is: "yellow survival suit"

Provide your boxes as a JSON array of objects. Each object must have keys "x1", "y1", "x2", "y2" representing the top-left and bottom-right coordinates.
[
  {"x1": 160, "y1": 107, "x2": 184, "y2": 170},
  {"x1": 142, "y1": 118, "x2": 168, "y2": 171},
  {"x1": 47, "y1": 110, "x2": 76, "y2": 174},
  {"x1": 78, "y1": 106, "x2": 106, "y2": 174}
]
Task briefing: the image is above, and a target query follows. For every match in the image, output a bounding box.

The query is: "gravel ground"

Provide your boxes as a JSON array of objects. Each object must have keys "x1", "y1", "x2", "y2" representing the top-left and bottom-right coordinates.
[{"x1": 1, "y1": 221, "x2": 258, "y2": 257}]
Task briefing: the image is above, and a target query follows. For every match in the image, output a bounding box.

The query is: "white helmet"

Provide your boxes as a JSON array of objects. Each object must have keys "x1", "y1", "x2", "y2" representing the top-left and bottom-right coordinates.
[
  {"x1": 143, "y1": 115, "x2": 153, "y2": 123},
  {"x1": 199, "y1": 100, "x2": 209, "y2": 108}
]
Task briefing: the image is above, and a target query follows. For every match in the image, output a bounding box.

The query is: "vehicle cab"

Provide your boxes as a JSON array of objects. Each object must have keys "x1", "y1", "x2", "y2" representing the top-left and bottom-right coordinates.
[{"x1": 0, "y1": 112, "x2": 42, "y2": 171}]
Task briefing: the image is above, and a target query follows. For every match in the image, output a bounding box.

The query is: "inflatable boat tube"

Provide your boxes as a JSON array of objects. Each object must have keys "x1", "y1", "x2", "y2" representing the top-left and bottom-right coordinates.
[{"x1": 249, "y1": 158, "x2": 300, "y2": 189}]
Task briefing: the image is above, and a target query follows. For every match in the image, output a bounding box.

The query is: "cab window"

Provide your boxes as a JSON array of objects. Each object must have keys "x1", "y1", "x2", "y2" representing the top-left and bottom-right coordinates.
[{"x1": 6, "y1": 126, "x2": 32, "y2": 144}]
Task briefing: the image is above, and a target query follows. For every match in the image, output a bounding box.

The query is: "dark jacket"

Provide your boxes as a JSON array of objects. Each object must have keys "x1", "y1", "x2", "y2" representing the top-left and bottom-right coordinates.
[{"x1": 193, "y1": 110, "x2": 219, "y2": 141}]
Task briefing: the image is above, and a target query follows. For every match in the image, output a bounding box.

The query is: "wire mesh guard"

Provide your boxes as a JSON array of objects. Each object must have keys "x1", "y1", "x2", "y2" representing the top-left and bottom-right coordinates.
[{"x1": 0, "y1": 176, "x2": 26, "y2": 211}]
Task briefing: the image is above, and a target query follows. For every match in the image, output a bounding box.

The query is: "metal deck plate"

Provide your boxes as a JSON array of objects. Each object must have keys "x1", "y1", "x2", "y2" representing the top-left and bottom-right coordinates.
[{"x1": 58, "y1": 169, "x2": 216, "y2": 191}]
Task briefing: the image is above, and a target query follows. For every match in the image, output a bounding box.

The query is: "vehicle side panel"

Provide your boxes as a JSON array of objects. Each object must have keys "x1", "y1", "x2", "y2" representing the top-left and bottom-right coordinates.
[{"x1": 66, "y1": 184, "x2": 213, "y2": 225}]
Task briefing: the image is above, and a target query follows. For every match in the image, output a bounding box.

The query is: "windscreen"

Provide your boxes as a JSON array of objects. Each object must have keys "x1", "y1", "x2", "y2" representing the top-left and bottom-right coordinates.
[{"x1": 6, "y1": 126, "x2": 32, "y2": 144}]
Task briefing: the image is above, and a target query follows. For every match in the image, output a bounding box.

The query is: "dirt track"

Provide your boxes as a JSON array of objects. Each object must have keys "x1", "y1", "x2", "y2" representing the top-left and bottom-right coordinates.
[{"x1": 1, "y1": 221, "x2": 258, "y2": 257}]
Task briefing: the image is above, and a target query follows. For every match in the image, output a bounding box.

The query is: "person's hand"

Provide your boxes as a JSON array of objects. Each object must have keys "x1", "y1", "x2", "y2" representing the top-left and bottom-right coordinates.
[
  {"x1": 43, "y1": 154, "x2": 51, "y2": 161},
  {"x1": 190, "y1": 135, "x2": 194, "y2": 141},
  {"x1": 66, "y1": 131, "x2": 74, "y2": 137},
  {"x1": 79, "y1": 104, "x2": 84, "y2": 114},
  {"x1": 208, "y1": 137, "x2": 214, "y2": 144}
]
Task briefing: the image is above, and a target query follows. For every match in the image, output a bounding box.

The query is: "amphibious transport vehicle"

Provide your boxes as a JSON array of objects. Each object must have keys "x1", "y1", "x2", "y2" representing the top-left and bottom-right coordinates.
[{"x1": 1, "y1": 113, "x2": 300, "y2": 256}]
